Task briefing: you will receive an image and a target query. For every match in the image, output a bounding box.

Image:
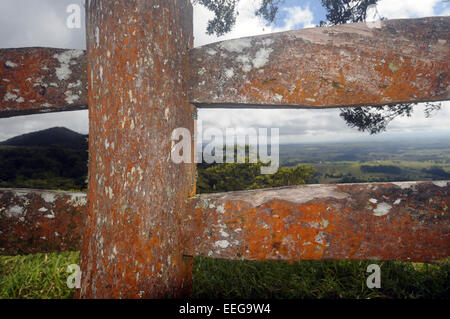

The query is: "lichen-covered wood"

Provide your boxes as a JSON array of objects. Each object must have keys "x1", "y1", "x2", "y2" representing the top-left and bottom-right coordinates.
[
  {"x1": 1, "y1": 16, "x2": 448, "y2": 118},
  {"x1": 186, "y1": 181, "x2": 450, "y2": 263},
  {"x1": 78, "y1": 0, "x2": 196, "y2": 299},
  {"x1": 2, "y1": 181, "x2": 449, "y2": 262},
  {"x1": 190, "y1": 16, "x2": 449, "y2": 108},
  {"x1": 0, "y1": 48, "x2": 87, "y2": 117},
  {"x1": 0, "y1": 189, "x2": 84, "y2": 255}
]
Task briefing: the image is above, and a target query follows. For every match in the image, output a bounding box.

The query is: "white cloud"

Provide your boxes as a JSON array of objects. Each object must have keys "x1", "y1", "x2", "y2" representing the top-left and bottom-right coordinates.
[
  {"x1": 0, "y1": 0, "x2": 448, "y2": 145},
  {"x1": 194, "y1": 0, "x2": 275, "y2": 47},
  {"x1": 193, "y1": 0, "x2": 315, "y2": 47},
  {"x1": 377, "y1": 0, "x2": 441, "y2": 19},
  {"x1": 276, "y1": 6, "x2": 315, "y2": 31},
  {"x1": 0, "y1": 110, "x2": 88, "y2": 142}
]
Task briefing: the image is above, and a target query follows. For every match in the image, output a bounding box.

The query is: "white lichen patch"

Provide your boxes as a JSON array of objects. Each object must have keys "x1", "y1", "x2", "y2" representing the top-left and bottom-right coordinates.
[
  {"x1": 216, "y1": 204, "x2": 226, "y2": 214},
  {"x1": 262, "y1": 38, "x2": 274, "y2": 46},
  {"x1": 220, "y1": 38, "x2": 252, "y2": 53},
  {"x1": 53, "y1": 50, "x2": 84, "y2": 81},
  {"x1": 224, "y1": 68, "x2": 234, "y2": 79},
  {"x1": 38, "y1": 207, "x2": 48, "y2": 212},
  {"x1": 42, "y1": 193, "x2": 56, "y2": 203},
  {"x1": 273, "y1": 94, "x2": 283, "y2": 103},
  {"x1": 64, "y1": 90, "x2": 80, "y2": 104},
  {"x1": 95, "y1": 27, "x2": 100, "y2": 47},
  {"x1": 68, "y1": 193, "x2": 87, "y2": 207},
  {"x1": 394, "y1": 199, "x2": 402, "y2": 205},
  {"x1": 373, "y1": 202, "x2": 392, "y2": 216},
  {"x1": 219, "y1": 229, "x2": 229, "y2": 238},
  {"x1": 5, "y1": 60, "x2": 18, "y2": 68},
  {"x1": 252, "y1": 47, "x2": 273, "y2": 68},
  {"x1": 3, "y1": 92, "x2": 18, "y2": 102},
  {"x1": 242, "y1": 63, "x2": 252, "y2": 73},
  {"x1": 6, "y1": 205, "x2": 24, "y2": 218},
  {"x1": 44, "y1": 214, "x2": 55, "y2": 219},
  {"x1": 164, "y1": 107, "x2": 170, "y2": 121},
  {"x1": 105, "y1": 186, "x2": 114, "y2": 199},
  {"x1": 68, "y1": 80, "x2": 82, "y2": 88},
  {"x1": 432, "y1": 181, "x2": 448, "y2": 187},
  {"x1": 314, "y1": 232, "x2": 326, "y2": 245},
  {"x1": 392, "y1": 182, "x2": 417, "y2": 190},
  {"x1": 369, "y1": 198, "x2": 378, "y2": 204},
  {"x1": 215, "y1": 240, "x2": 230, "y2": 249},
  {"x1": 198, "y1": 67, "x2": 207, "y2": 76}
]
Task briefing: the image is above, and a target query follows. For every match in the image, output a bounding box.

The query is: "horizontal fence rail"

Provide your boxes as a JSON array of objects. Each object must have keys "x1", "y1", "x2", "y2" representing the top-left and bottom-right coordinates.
[
  {"x1": 2, "y1": 181, "x2": 449, "y2": 262},
  {"x1": 186, "y1": 182, "x2": 450, "y2": 263},
  {"x1": 1, "y1": 17, "x2": 449, "y2": 118},
  {"x1": 190, "y1": 16, "x2": 450, "y2": 108},
  {"x1": 0, "y1": 189, "x2": 85, "y2": 255},
  {"x1": 0, "y1": 48, "x2": 87, "y2": 117}
]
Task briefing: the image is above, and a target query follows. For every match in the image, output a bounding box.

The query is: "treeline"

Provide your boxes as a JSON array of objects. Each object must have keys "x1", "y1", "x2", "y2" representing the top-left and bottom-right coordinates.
[
  {"x1": 0, "y1": 145, "x2": 317, "y2": 193},
  {"x1": 0, "y1": 146, "x2": 88, "y2": 190},
  {"x1": 360, "y1": 165, "x2": 402, "y2": 174},
  {"x1": 197, "y1": 162, "x2": 316, "y2": 193}
]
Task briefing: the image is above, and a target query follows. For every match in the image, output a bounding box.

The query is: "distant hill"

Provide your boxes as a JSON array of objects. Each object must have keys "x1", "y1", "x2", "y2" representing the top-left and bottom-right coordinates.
[{"x1": 0, "y1": 127, "x2": 88, "y2": 150}]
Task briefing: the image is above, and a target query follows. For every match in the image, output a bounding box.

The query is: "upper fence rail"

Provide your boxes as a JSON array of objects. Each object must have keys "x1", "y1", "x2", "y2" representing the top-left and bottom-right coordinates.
[{"x1": 0, "y1": 16, "x2": 449, "y2": 118}]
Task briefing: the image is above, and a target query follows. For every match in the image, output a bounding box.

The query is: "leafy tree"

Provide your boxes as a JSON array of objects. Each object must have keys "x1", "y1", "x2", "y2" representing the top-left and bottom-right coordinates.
[
  {"x1": 319, "y1": 0, "x2": 378, "y2": 26},
  {"x1": 197, "y1": 161, "x2": 316, "y2": 193},
  {"x1": 195, "y1": 0, "x2": 442, "y2": 134},
  {"x1": 319, "y1": 0, "x2": 442, "y2": 134}
]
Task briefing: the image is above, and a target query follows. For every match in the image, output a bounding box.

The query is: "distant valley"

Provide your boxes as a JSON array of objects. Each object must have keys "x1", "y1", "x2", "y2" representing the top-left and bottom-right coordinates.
[{"x1": 0, "y1": 127, "x2": 449, "y2": 191}]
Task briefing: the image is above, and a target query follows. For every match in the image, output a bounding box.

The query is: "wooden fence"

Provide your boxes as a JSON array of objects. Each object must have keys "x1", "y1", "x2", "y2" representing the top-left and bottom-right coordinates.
[{"x1": 0, "y1": 1, "x2": 449, "y2": 298}]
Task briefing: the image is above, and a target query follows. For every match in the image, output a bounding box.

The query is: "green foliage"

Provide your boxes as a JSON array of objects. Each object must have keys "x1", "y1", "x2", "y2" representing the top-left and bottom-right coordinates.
[
  {"x1": 255, "y1": 0, "x2": 283, "y2": 24},
  {"x1": 319, "y1": 0, "x2": 378, "y2": 26},
  {"x1": 0, "y1": 145, "x2": 88, "y2": 191},
  {"x1": 197, "y1": 162, "x2": 316, "y2": 193},
  {"x1": 339, "y1": 103, "x2": 442, "y2": 135},
  {"x1": 318, "y1": 1, "x2": 443, "y2": 134},
  {"x1": 194, "y1": 0, "x2": 239, "y2": 36}
]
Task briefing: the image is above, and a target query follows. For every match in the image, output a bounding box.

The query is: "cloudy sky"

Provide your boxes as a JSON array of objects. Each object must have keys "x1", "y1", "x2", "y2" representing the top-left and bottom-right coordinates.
[{"x1": 0, "y1": 0, "x2": 449, "y2": 144}]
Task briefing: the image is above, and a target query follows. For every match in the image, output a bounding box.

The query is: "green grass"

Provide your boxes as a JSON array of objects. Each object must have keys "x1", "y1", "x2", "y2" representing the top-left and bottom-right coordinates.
[
  {"x1": 0, "y1": 251, "x2": 79, "y2": 299},
  {"x1": 1, "y1": 252, "x2": 449, "y2": 299}
]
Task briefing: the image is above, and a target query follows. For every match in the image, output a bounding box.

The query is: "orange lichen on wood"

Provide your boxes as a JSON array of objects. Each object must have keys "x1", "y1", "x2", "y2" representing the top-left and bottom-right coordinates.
[
  {"x1": 1, "y1": 17, "x2": 448, "y2": 118},
  {"x1": 78, "y1": 0, "x2": 195, "y2": 299},
  {"x1": 0, "y1": 189, "x2": 84, "y2": 255},
  {"x1": 0, "y1": 48, "x2": 87, "y2": 117},
  {"x1": 186, "y1": 181, "x2": 450, "y2": 262},
  {"x1": 2, "y1": 181, "x2": 449, "y2": 263},
  {"x1": 190, "y1": 16, "x2": 449, "y2": 108}
]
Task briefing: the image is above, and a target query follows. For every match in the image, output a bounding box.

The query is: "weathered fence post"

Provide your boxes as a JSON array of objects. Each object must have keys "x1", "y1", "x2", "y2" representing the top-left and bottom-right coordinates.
[{"x1": 79, "y1": 0, "x2": 195, "y2": 298}]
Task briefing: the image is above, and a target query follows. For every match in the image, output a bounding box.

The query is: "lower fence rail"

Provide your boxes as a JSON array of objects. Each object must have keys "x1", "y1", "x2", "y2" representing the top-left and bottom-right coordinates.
[{"x1": 1, "y1": 181, "x2": 449, "y2": 262}]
